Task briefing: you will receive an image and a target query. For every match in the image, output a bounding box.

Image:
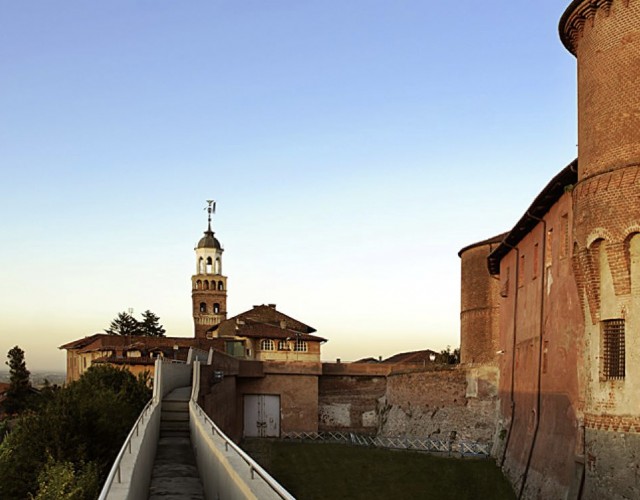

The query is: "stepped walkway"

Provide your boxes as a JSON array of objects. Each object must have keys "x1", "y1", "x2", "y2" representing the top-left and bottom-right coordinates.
[
  {"x1": 148, "y1": 387, "x2": 204, "y2": 499},
  {"x1": 99, "y1": 359, "x2": 294, "y2": 500}
]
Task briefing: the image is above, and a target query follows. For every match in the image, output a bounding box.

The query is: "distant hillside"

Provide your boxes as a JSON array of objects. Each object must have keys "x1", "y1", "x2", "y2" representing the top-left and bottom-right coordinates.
[{"x1": 0, "y1": 370, "x2": 66, "y2": 388}]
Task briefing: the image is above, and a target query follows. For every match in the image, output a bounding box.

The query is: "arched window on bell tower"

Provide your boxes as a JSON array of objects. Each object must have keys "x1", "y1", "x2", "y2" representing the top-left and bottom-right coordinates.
[
  {"x1": 206, "y1": 257, "x2": 213, "y2": 274},
  {"x1": 198, "y1": 257, "x2": 204, "y2": 274},
  {"x1": 199, "y1": 302, "x2": 207, "y2": 313},
  {"x1": 215, "y1": 257, "x2": 221, "y2": 274}
]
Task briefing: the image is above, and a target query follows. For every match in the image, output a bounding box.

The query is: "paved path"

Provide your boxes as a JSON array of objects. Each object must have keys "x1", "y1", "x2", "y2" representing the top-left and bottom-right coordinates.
[{"x1": 148, "y1": 387, "x2": 205, "y2": 500}]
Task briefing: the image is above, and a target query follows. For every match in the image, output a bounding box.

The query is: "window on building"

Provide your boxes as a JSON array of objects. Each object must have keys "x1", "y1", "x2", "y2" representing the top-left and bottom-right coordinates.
[
  {"x1": 215, "y1": 257, "x2": 221, "y2": 274},
  {"x1": 196, "y1": 280, "x2": 202, "y2": 290},
  {"x1": 206, "y1": 257, "x2": 213, "y2": 274},
  {"x1": 198, "y1": 257, "x2": 204, "y2": 274},
  {"x1": 218, "y1": 281, "x2": 224, "y2": 290},
  {"x1": 213, "y1": 303, "x2": 220, "y2": 314},
  {"x1": 203, "y1": 280, "x2": 209, "y2": 290},
  {"x1": 602, "y1": 319, "x2": 625, "y2": 380},
  {"x1": 200, "y1": 302, "x2": 207, "y2": 313},
  {"x1": 519, "y1": 254, "x2": 525, "y2": 287},
  {"x1": 278, "y1": 340, "x2": 289, "y2": 350},
  {"x1": 294, "y1": 339, "x2": 308, "y2": 352},
  {"x1": 533, "y1": 243, "x2": 539, "y2": 280},
  {"x1": 261, "y1": 339, "x2": 275, "y2": 351}
]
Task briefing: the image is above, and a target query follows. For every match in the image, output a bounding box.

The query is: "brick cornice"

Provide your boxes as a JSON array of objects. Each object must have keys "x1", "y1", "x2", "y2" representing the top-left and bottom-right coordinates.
[{"x1": 559, "y1": 0, "x2": 614, "y2": 55}]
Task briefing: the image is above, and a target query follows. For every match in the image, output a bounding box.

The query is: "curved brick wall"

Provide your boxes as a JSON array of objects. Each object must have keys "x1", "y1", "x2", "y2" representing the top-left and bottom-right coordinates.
[
  {"x1": 563, "y1": 0, "x2": 640, "y2": 297},
  {"x1": 562, "y1": 0, "x2": 640, "y2": 179},
  {"x1": 459, "y1": 242, "x2": 501, "y2": 364}
]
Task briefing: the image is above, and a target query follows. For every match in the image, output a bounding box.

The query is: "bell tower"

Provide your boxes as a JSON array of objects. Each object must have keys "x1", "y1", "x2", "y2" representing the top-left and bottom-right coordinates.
[{"x1": 192, "y1": 200, "x2": 228, "y2": 339}]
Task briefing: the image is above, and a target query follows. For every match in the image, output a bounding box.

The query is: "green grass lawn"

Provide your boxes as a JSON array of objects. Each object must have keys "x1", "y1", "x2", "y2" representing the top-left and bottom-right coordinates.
[{"x1": 242, "y1": 439, "x2": 515, "y2": 500}]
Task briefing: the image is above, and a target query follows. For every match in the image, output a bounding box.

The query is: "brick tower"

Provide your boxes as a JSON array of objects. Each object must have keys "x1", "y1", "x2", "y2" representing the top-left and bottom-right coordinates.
[
  {"x1": 458, "y1": 234, "x2": 505, "y2": 364},
  {"x1": 192, "y1": 201, "x2": 227, "y2": 339},
  {"x1": 561, "y1": 1, "x2": 640, "y2": 497}
]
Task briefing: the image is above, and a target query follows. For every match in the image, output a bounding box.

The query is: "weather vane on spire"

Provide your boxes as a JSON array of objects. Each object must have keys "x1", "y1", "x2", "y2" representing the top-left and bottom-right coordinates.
[{"x1": 205, "y1": 200, "x2": 216, "y2": 231}]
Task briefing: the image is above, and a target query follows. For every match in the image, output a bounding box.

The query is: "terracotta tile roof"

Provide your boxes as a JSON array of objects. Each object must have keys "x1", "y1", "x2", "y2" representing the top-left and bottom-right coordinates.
[
  {"x1": 61, "y1": 333, "x2": 226, "y2": 354},
  {"x1": 226, "y1": 304, "x2": 317, "y2": 334},
  {"x1": 381, "y1": 349, "x2": 438, "y2": 364},
  {"x1": 353, "y1": 350, "x2": 440, "y2": 364},
  {"x1": 234, "y1": 321, "x2": 325, "y2": 342},
  {"x1": 58, "y1": 333, "x2": 107, "y2": 350},
  {"x1": 93, "y1": 356, "x2": 158, "y2": 366},
  {"x1": 353, "y1": 357, "x2": 381, "y2": 364},
  {"x1": 457, "y1": 232, "x2": 509, "y2": 257}
]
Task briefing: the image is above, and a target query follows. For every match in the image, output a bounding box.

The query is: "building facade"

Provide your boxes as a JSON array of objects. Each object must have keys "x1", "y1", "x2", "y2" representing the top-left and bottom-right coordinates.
[{"x1": 459, "y1": 2, "x2": 640, "y2": 498}]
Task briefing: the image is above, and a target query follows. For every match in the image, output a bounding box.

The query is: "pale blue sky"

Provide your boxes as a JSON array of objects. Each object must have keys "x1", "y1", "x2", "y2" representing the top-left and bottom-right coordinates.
[{"x1": 0, "y1": 1, "x2": 577, "y2": 371}]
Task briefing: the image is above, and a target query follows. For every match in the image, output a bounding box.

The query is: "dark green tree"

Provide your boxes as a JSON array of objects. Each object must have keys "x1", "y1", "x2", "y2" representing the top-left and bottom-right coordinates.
[
  {"x1": 3, "y1": 345, "x2": 33, "y2": 414},
  {"x1": 139, "y1": 310, "x2": 166, "y2": 337},
  {"x1": 438, "y1": 345, "x2": 461, "y2": 364},
  {"x1": 31, "y1": 456, "x2": 100, "y2": 500},
  {"x1": 0, "y1": 364, "x2": 151, "y2": 499},
  {"x1": 104, "y1": 311, "x2": 141, "y2": 336}
]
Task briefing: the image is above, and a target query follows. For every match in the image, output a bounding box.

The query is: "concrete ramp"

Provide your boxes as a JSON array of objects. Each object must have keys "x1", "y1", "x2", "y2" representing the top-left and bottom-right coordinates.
[{"x1": 149, "y1": 387, "x2": 204, "y2": 500}]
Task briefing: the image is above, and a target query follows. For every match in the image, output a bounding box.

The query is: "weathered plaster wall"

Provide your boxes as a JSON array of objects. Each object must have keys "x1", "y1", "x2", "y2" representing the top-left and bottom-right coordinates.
[
  {"x1": 379, "y1": 366, "x2": 498, "y2": 443},
  {"x1": 318, "y1": 373, "x2": 386, "y2": 433},
  {"x1": 318, "y1": 363, "x2": 499, "y2": 445},
  {"x1": 497, "y1": 193, "x2": 585, "y2": 499}
]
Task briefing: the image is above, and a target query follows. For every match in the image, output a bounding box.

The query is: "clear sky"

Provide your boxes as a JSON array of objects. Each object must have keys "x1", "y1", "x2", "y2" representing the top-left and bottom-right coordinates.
[{"x1": 0, "y1": 1, "x2": 577, "y2": 371}]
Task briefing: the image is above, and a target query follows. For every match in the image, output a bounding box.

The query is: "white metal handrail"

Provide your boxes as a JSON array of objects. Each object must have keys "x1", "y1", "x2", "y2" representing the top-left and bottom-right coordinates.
[
  {"x1": 192, "y1": 403, "x2": 296, "y2": 500},
  {"x1": 97, "y1": 398, "x2": 155, "y2": 500}
]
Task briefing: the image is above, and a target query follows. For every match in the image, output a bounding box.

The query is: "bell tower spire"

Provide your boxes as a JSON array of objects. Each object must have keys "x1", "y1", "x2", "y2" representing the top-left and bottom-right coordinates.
[{"x1": 192, "y1": 200, "x2": 228, "y2": 339}]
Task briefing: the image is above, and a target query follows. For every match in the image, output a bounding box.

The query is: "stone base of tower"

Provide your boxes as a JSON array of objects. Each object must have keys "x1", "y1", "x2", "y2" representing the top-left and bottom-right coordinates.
[{"x1": 584, "y1": 423, "x2": 640, "y2": 500}]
